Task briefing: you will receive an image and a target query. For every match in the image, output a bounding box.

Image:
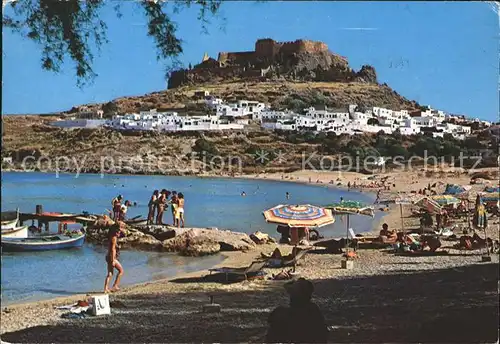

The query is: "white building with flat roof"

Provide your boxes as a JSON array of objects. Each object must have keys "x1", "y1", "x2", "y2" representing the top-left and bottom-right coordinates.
[
  {"x1": 258, "y1": 109, "x2": 296, "y2": 122},
  {"x1": 216, "y1": 100, "x2": 266, "y2": 119}
]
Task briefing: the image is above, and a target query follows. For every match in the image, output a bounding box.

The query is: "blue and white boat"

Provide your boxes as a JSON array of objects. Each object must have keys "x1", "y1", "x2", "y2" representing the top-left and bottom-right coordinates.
[{"x1": 1, "y1": 232, "x2": 85, "y2": 252}]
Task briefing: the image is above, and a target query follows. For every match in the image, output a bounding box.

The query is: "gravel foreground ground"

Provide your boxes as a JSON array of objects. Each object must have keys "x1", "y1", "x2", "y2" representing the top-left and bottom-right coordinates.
[{"x1": 1, "y1": 245, "x2": 499, "y2": 343}]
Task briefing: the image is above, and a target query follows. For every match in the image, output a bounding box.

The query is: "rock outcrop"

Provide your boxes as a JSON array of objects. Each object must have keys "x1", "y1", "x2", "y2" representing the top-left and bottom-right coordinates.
[
  {"x1": 162, "y1": 228, "x2": 256, "y2": 256},
  {"x1": 250, "y1": 231, "x2": 276, "y2": 245},
  {"x1": 86, "y1": 224, "x2": 163, "y2": 251},
  {"x1": 86, "y1": 222, "x2": 262, "y2": 256},
  {"x1": 168, "y1": 38, "x2": 377, "y2": 88},
  {"x1": 119, "y1": 230, "x2": 163, "y2": 251},
  {"x1": 355, "y1": 65, "x2": 378, "y2": 84}
]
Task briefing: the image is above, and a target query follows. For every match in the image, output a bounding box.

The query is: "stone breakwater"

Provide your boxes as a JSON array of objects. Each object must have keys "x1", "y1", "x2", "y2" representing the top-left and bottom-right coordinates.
[{"x1": 86, "y1": 223, "x2": 276, "y2": 256}]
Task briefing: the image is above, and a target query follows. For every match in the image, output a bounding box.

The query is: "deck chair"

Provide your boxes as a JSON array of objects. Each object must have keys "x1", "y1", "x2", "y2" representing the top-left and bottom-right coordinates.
[
  {"x1": 281, "y1": 248, "x2": 310, "y2": 272},
  {"x1": 208, "y1": 260, "x2": 267, "y2": 282}
]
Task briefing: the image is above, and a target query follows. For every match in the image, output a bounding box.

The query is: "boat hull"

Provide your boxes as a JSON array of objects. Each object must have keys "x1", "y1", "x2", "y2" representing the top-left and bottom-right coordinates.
[
  {"x1": 1, "y1": 219, "x2": 18, "y2": 230},
  {"x1": 1, "y1": 225, "x2": 28, "y2": 239},
  {"x1": 125, "y1": 219, "x2": 148, "y2": 226},
  {"x1": 1, "y1": 234, "x2": 86, "y2": 252},
  {"x1": 1, "y1": 210, "x2": 19, "y2": 230}
]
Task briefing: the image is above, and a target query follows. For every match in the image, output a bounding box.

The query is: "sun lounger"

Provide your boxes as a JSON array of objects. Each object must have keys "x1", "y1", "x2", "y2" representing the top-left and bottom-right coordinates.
[
  {"x1": 208, "y1": 260, "x2": 267, "y2": 282},
  {"x1": 263, "y1": 248, "x2": 310, "y2": 270},
  {"x1": 280, "y1": 248, "x2": 310, "y2": 271},
  {"x1": 357, "y1": 241, "x2": 393, "y2": 249}
]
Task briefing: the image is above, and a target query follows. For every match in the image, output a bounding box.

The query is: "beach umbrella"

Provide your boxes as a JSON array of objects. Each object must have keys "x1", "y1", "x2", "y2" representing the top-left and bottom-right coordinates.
[
  {"x1": 324, "y1": 200, "x2": 375, "y2": 217},
  {"x1": 430, "y1": 195, "x2": 461, "y2": 206},
  {"x1": 324, "y1": 200, "x2": 374, "y2": 258},
  {"x1": 413, "y1": 197, "x2": 442, "y2": 215},
  {"x1": 481, "y1": 192, "x2": 500, "y2": 203},
  {"x1": 443, "y1": 184, "x2": 467, "y2": 196},
  {"x1": 263, "y1": 204, "x2": 335, "y2": 228},
  {"x1": 484, "y1": 186, "x2": 500, "y2": 193}
]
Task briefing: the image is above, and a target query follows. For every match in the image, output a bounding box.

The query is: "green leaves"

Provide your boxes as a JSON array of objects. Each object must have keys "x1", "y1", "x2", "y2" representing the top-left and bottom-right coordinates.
[{"x1": 4, "y1": 0, "x2": 223, "y2": 87}]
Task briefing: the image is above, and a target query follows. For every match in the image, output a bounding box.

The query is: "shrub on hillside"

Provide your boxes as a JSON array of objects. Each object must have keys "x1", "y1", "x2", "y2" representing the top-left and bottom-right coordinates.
[{"x1": 193, "y1": 138, "x2": 219, "y2": 156}]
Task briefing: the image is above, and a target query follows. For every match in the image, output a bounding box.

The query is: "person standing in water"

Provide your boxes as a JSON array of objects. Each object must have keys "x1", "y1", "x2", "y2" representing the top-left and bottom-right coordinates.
[
  {"x1": 111, "y1": 195, "x2": 123, "y2": 221},
  {"x1": 286, "y1": 192, "x2": 290, "y2": 200},
  {"x1": 104, "y1": 222, "x2": 124, "y2": 293},
  {"x1": 177, "y1": 193, "x2": 185, "y2": 228},
  {"x1": 170, "y1": 191, "x2": 179, "y2": 226},
  {"x1": 147, "y1": 190, "x2": 159, "y2": 225},
  {"x1": 156, "y1": 189, "x2": 168, "y2": 225}
]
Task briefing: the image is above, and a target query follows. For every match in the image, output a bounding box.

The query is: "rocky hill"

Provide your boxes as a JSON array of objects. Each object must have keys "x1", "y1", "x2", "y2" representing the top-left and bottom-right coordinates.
[
  {"x1": 61, "y1": 80, "x2": 419, "y2": 118},
  {"x1": 46, "y1": 39, "x2": 421, "y2": 116},
  {"x1": 168, "y1": 38, "x2": 378, "y2": 89}
]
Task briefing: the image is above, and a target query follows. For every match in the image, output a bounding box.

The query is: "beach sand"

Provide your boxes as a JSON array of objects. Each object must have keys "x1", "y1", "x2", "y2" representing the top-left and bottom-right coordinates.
[{"x1": 1, "y1": 168, "x2": 499, "y2": 342}]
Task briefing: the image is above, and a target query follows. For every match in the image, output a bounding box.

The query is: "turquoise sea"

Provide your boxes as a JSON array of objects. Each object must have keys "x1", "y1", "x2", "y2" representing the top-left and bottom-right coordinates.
[{"x1": 1, "y1": 172, "x2": 379, "y2": 305}]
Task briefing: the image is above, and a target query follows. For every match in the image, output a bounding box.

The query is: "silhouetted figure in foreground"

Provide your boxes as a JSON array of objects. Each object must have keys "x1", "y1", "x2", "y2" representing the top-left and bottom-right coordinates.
[{"x1": 266, "y1": 278, "x2": 328, "y2": 343}]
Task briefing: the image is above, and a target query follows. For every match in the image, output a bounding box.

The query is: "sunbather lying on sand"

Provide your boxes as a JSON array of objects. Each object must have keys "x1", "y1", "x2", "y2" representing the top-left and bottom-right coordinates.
[{"x1": 263, "y1": 247, "x2": 301, "y2": 260}]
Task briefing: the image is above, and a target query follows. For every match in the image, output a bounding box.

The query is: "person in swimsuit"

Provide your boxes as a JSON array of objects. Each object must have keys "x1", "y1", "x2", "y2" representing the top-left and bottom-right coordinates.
[
  {"x1": 170, "y1": 191, "x2": 178, "y2": 226},
  {"x1": 104, "y1": 222, "x2": 124, "y2": 293},
  {"x1": 177, "y1": 193, "x2": 185, "y2": 228},
  {"x1": 156, "y1": 189, "x2": 168, "y2": 225},
  {"x1": 111, "y1": 195, "x2": 123, "y2": 221},
  {"x1": 119, "y1": 200, "x2": 131, "y2": 221},
  {"x1": 147, "y1": 190, "x2": 159, "y2": 225}
]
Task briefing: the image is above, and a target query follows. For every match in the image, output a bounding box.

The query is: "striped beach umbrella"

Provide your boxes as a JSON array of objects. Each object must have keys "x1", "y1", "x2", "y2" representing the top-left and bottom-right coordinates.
[
  {"x1": 430, "y1": 195, "x2": 461, "y2": 206},
  {"x1": 263, "y1": 204, "x2": 335, "y2": 228},
  {"x1": 414, "y1": 197, "x2": 442, "y2": 214},
  {"x1": 481, "y1": 192, "x2": 500, "y2": 203},
  {"x1": 484, "y1": 186, "x2": 500, "y2": 193},
  {"x1": 443, "y1": 184, "x2": 468, "y2": 196}
]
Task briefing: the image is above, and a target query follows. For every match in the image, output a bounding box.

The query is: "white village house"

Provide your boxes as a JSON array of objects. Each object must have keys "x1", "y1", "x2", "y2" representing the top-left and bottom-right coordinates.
[{"x1": 49, "y1": 93, "x2": 486, "y2": 139}]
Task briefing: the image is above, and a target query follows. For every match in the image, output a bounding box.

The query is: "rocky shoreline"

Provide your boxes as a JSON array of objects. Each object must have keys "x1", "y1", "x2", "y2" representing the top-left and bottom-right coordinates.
[{"x1": 87, "y1": 218, "x2": 275, "y2": 256}]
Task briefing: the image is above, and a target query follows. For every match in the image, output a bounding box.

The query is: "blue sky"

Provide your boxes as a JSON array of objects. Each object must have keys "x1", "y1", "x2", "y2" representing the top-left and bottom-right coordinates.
[{"x1": 2, "y1": 1, "x2": 499, "y2": 121}]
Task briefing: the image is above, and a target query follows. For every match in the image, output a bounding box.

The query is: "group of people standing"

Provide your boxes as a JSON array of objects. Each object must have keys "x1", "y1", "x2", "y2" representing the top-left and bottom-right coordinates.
[
  {"x1": 111, "y1": 195, "x2": 132, "y2": 221},
  {"x1": 147, "y1": 189, "x2": 185, "y2": 227}
]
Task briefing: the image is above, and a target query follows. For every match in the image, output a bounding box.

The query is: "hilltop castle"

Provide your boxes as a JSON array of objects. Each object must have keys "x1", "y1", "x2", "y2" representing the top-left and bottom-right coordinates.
[
  {"x1": 167, "y1": 38, "x2": 376, "y2": 88},
  {"x1": 217, "y1": 38, "x2": 333, "y2": 66}
]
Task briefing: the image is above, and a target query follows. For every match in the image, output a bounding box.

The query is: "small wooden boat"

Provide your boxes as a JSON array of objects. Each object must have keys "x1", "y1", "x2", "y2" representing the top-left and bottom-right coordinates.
[
  {"x1": 1, "y1": 225, "x2": 28, "y2": 239},
  {"x1": 1, "y1": 210, "x2": 19, "y2": 230},
  {"x1": 125, "y1": 218, "x2": 148, "y2": 226},
  {"x1": 1, "y1": 233, "x2": 86, "y2": 252}
]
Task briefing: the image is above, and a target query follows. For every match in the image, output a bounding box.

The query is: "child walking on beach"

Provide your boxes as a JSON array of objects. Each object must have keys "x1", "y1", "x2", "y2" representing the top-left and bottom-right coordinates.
[{"x1": 104, "y1": 222, "x2": 125, "y2": 293}]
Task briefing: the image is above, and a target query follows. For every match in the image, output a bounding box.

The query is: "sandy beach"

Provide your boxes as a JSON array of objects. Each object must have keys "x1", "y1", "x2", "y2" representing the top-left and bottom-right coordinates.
[{"x1": 1, "y1": 168, "x2": 499, "y2": 343}]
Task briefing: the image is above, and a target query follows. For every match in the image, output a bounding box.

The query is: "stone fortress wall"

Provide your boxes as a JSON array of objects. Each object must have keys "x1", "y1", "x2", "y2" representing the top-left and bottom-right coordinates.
[{"x1": 218, "y1": 39, "x2": 330, "y2": 65}]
